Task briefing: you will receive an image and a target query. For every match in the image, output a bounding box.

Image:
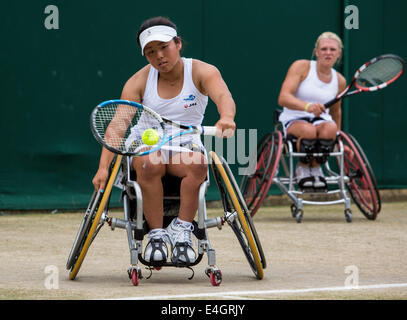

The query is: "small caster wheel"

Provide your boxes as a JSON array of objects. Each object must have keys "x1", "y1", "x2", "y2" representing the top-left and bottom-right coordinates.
[
  {"x1": 290, "y1": 204, "x2": 297, "y2": 218},
  {"x1": 131, "y1": 269, "x2": 139, "y2": 286},
  {"x1": 206, "y1": 267, "x2": 222, "y2": 286},
  {"x1": 128, "y1": 267, "x2": 142, "y2": 286},
  {"x1": 210, "y1": 270, "x2": 222, "y2": 286},
  {"x1": 345, "y1": 209, "x2": 352, "y2": 223},
  {"x1": 295, "y1": 209, "x2": 303, "y2": 223}
]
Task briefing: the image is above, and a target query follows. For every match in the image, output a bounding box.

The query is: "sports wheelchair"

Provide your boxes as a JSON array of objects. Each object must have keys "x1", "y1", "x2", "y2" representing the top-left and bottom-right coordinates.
[
  {"x1": 240, "y1": 109, "x2": 381, "y2": 223},
  {"x1": 66, "y1": 151, "x2": 266, "y2": 286}
]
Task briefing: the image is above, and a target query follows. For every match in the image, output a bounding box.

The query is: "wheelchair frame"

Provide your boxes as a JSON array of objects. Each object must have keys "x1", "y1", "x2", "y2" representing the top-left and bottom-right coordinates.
[
  {"x1": 67, "y1": 151, "x2": 266, "y2": 286},
  {"x1": 274, "y1": 131, "x2": 352, "y2": 222},
  {"x1": 240, "y1": 110, "x2": 381, "y2": 223}
]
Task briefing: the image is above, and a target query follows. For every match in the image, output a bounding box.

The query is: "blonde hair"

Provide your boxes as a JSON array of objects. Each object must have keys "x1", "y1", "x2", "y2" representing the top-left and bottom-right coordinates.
[{"x1": 312, "y1": 31, "x2": 343, "y2": 65}]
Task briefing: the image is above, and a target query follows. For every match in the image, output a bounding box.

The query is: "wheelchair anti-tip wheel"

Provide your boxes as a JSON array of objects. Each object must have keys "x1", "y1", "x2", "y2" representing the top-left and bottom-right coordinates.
[
  {"x1": 210, "y1": 151, "x2": 266, "y2": 280},
  {"x1": 67, "y1": 155, "x2": 122, "y2": 280},
  {"x1": 290, "y1": 204, "x2": 304, "y2": 223},
  {"x1": 340, "y1": 132, "x2": 381, "y2": 220},
  {"x1": 240, "y1": 131, "x2": 283, "y2": 217}
]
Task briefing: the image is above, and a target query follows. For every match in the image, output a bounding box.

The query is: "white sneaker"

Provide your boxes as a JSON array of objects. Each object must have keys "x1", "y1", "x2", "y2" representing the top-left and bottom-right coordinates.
[
  {"x1": 310, "y1": 166, "x2": 326, "y2": 188},
  {"x1": 166, "y1": 218, "x2": 196, "y2": 264},
  {"x1": 295, "y1": 164, "x2": 313, "y2": 188},
  {"x1": 143, "y1": 229, "x2": 170, "y2": 263}
]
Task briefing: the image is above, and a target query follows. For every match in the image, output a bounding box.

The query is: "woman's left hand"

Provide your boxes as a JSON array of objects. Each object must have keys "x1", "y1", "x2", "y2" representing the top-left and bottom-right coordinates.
[{"x1": 215, "y1": 117, "x2": 236, "y2": 138}]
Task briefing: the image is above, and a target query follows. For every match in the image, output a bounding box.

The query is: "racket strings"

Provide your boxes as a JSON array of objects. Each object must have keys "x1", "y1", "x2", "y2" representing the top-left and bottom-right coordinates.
[
  {"x1": 94, "y1": 104, "x2": 163, "y2": 153},
  {"x1": 357, "y1": 58, "x2": 403, "y2": 87}
]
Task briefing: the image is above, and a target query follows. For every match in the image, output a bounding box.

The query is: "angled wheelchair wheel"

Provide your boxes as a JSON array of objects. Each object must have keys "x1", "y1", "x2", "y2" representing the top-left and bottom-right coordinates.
[
  {"x1": 67, "y1": 155, "x2": 122, "y2": 280},
  {"x1": 347, "y1": 133, "x2": 382, "y2": 214},
  {"x1": 210, "y1": 151, "x2": 266, "y2": 280},
  {"x1": 240, "y1": 131, "x2": 283, "y2": 216},
  {"x1": 340, "y1": 132, "x2": 380, "y2": 220},
  {"x1": 66, "y1": 189, "x2": 101, "y2": 271}
]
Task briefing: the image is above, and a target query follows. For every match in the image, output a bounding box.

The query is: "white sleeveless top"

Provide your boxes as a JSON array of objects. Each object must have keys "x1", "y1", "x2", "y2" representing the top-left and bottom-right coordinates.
[
  {"x1": 279, "y1": 60, "x2": 338, "y2": 124},
  {"x1": 134, "y1": 57, "x2": 208, "y2": 151},
  {"x1": 142, "y1": 57, "x2": 208, "y2": 126}
]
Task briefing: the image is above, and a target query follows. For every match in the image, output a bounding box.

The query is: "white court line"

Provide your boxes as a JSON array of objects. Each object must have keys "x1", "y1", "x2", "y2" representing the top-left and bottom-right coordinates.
[{"x1": 114, "y1": 283, "x2": 407, "y2": 300}]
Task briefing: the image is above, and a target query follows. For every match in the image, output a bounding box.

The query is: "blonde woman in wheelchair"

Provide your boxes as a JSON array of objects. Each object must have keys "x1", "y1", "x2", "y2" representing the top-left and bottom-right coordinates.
[
  {"x1": 92, "y1": 16, "x2": 236, "y2": 267},
  {"x1": 278, "y1": 31, "x2": 347, "y2": 190}
]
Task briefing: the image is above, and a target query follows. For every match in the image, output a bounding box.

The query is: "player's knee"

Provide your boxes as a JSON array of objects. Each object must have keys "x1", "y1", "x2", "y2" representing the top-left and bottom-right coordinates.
[
  {"x1": 134, "y1": 158, "x2": 165, "y2": 181},
  {"x1": 317, "y1": 122, "x2": 338, "y2": 140},
  {"x1": 188, "y1": 162, "x2": 208, "y2": 182},
  {"x1": 300, "y1": 126, "x2": 318, "y2": 140},
  {"x1": 288, "y1": 121, "x2": 317, "y2": 139},
  {"x1": 178, "y1": 151, "x2": 207, "y2": 166}
]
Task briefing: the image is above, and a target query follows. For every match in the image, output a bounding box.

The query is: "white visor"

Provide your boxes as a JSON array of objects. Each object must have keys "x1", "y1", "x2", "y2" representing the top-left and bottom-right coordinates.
[{"x1": 139, "y1": 25, "x2": 177, "y2": 55}]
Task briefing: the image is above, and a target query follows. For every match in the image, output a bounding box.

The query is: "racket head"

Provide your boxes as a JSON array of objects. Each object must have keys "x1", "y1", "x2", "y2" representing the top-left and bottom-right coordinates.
[
  {"x1": 90, "y1": 99, "x2": 167, "y2": 156},
  {"x1": 354, "y1": 54, "x2": 405, "y2": 91}
]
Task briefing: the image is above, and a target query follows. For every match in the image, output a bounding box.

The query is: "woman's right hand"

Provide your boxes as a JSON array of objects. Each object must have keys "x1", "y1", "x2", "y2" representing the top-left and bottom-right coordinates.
[
  {"x1": 92, "y1": 167, "x2": 109, "y2": 192},
  {"x1": 307, "y1": 103, "x2": 326, "y2": 117}
]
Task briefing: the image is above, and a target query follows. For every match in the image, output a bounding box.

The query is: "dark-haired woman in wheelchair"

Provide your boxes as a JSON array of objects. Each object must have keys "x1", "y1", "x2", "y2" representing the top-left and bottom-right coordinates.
[
  {"x1": 277, "y1": 31, "x2": 347, "y2": 190},
  {"x1": 92, "y1": 16, "x2": 236, "y2": 268}
]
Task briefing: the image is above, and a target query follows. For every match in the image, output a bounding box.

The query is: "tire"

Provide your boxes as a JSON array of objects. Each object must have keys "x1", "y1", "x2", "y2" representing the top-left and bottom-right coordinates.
[
  {"x1": 66, "y1": 190, "x2": 101, "y2": 271},
  {"x1": 210, "y1": 151, "x2": 265, "y2": 280},
  {"x1": 340, "y1": 132, "x2": 380, "y2": 220},
  {"x1": 240, "y1": 132, "x2": 283, "y2": 217},
  {"x1": 347, "y1": 133, "x2": 381, "y2": 214},
  {"x1": 67, "y1": 155, "x2": 122, "y2": 280}
]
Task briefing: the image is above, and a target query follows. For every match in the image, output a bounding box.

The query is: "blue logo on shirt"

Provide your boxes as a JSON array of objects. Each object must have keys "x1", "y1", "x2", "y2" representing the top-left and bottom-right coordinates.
[{"x1": 183, "y1": 94, "x2": 196, "y2": 101}]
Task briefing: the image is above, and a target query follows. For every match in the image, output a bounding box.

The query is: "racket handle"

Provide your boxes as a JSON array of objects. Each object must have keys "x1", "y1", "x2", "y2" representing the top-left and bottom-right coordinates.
[
  {"x1": 324, "y1": 97, "x2": 339, "y2": 108},
  {"x1": 201, "y1": 126, "x2": 221, "y2": 137}
]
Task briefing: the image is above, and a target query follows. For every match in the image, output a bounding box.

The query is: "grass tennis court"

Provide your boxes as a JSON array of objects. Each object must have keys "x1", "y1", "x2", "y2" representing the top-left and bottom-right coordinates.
[{"x1": 1, "y1": 201, "x2": 406, "y2": 300}]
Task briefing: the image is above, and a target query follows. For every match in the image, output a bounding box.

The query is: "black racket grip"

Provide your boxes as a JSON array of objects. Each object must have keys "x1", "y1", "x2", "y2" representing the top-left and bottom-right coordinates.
[{"x1": 324, "y1": 97, "x2": 340, "y2": 108}]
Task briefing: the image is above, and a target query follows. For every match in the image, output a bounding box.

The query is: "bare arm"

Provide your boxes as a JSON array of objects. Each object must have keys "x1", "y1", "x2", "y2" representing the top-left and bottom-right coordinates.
[
  {"x1": 278, "y1": 60, "x2": 326, "y2": 117},
  {"x1": 92, "y1": 67, "x2": 148, "y2": 191},
  {"x1": 278, "y1": 60, "x2": 310, "y2": 110},
  {"x1": 195, "y1": 60, "x2": 236, "y2": 137}
]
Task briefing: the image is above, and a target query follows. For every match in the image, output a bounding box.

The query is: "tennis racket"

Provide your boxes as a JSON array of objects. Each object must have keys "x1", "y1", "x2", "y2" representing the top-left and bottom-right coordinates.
[
  {"x1": 90, "y1": 99, "x2": 220, "y2": 156},
  {"x1": 325, "y1": 54, "x2": 405, "y2": 108}
]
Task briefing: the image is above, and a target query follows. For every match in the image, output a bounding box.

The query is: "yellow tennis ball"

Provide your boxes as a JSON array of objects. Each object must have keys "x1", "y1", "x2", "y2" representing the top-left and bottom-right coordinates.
[{"x1": 142, "y1": 128, "x2": 159, "y2": 145}]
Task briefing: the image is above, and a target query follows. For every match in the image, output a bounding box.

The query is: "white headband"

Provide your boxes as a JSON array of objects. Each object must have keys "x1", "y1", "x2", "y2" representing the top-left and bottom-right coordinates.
[{"x1": 139, "y1": 25, "x2": 178, "y2": 55}]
